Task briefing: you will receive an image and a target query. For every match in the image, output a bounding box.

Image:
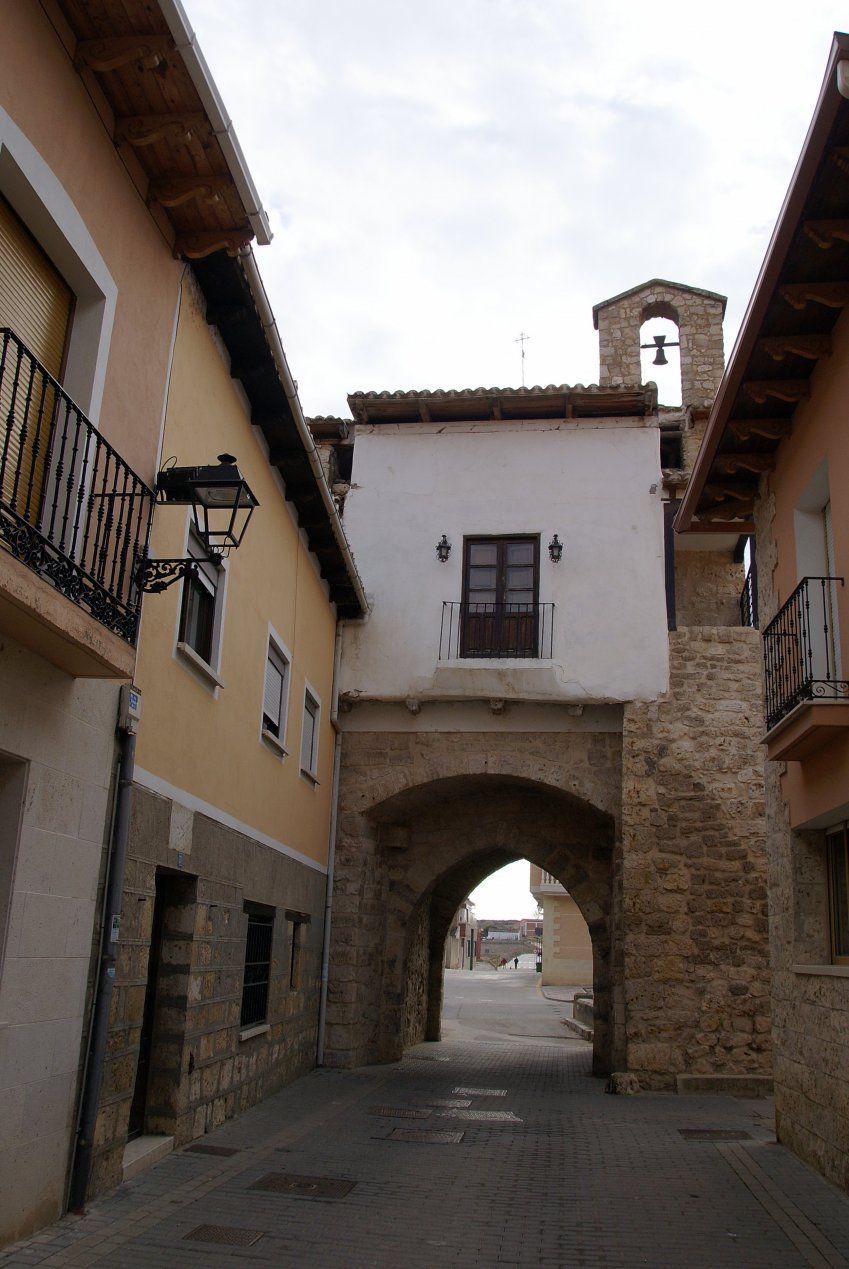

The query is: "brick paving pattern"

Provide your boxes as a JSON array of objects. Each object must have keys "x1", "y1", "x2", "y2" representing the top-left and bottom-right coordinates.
[{"x1": 3, "y1": 969, "x2": 849, "y2": 1267}]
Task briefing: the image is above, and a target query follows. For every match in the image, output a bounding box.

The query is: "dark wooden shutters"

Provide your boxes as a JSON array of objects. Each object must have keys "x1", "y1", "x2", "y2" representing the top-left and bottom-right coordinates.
[{"x1": 461, "y1": 536, "x2": 538, "y2": 657}]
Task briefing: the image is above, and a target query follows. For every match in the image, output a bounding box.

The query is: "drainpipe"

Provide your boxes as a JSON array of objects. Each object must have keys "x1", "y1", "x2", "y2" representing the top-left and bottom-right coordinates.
[
  {"x1": 68, "y1": 696, "x2": 138, "y2": 1211},
  {"x1": 317, "y1": 624, "x2": 344, "y2": 1066}
]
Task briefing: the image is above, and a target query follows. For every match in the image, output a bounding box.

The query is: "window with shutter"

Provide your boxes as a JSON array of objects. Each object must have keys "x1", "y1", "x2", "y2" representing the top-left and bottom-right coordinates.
[
  {"x1": 262, "y1": 643, "x2": 289, "y2": 741},
  {"x1": 0, "y1": 195, "x2": 73, "y2": 523},
  {"x1": 300, "y1": 689, "x2": 320, "y2": 777}
]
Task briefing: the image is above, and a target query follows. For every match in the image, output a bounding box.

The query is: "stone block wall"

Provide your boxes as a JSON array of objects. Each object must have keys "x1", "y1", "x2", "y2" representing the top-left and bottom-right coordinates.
[
  {"x1": 328, "y1": 728, "x2": 623, "y2": 1071},
  {"x1": 620, "y1": 628, "x2": 771, "y2": 1089},
  {"x1": 595, "y1": 280, "x2": 725, "y2": 410},
  {"x1": 91, "y1": 784, "x2": 326, "y2": 1197},
  {"x1": 676, "y1": 550, "x2": 745, "y2": 628}
]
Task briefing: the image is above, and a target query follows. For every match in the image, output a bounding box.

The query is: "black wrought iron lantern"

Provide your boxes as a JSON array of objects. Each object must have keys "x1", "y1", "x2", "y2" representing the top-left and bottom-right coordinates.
[
  {"x1": 183, "y1": 453, "x2": 257, "y2": 553},
  {"x1": 137, "y1": 454, "x2": 258, "y2": 593},
  {"x1": 436, "y1": 533, "x2": 452, "y2": 563},
  {"x1": 548, "y1": 534, "x2": 563, "y2": 563}
]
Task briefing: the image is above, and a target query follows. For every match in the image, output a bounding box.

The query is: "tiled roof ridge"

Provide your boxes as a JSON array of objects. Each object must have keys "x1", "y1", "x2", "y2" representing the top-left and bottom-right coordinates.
[{"x1": 347, "y1": 382, "x2": 649, "y2": 401}]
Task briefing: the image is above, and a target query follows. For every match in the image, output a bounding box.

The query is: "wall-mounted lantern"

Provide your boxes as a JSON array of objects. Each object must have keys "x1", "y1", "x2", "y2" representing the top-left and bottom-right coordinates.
[
  {"x1": 436, "y1": 534, "x2": 452, "y2": 563},
  {"x1": 548, "y1": 534, "x2": 563, "y2": 563},
  {"x1": 136, "y1": 454, "x2": 258, "y2": 593}
]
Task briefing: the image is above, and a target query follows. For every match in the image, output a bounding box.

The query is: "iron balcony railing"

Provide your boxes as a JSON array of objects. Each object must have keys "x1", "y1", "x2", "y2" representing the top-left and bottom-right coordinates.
[
  {"x1": 763, "y1": 575, "x2": 848, "y2": 731},
  {"x1": 740, "y1": 565, "x2": 758, "y2": 629},
  {"x1": 439, "y1": 601, "x2": 554, "y2": 660},
  {"x1": 0, "y1": 328, "x2": 154, "y2": 644}
]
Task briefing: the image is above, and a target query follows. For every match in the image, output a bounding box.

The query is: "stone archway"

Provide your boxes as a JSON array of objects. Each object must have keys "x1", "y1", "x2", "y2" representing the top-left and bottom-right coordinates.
[{"x1": 325, "y1": 729, "x2": 622, "y2": 1077}]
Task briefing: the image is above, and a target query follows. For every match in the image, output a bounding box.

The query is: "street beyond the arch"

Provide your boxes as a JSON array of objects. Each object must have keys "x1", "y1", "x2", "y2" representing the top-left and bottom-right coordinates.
[{"x1": 6, "y1": 966, "x2": 849, "y2": 1269}]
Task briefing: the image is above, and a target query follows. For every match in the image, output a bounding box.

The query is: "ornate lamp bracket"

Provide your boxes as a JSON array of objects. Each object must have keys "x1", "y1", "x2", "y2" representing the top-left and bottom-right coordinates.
[{"x1": 135, "y1": 553, "x2": 221, "y2": 594}]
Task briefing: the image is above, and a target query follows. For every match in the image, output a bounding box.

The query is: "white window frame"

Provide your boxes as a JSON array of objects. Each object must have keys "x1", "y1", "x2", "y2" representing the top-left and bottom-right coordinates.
[
  {"x1": 173, "y1": 520, "x2": 228, "y2": 692},
  {"x1": 260, "y1": 626, "x2": 292, "y2": 757},
  {"x1": 300, "y1": 681, "x2": 321, "y2": 784},
  {"x1": 0, "y1": 107, "x2": 117, "y2": 426}
]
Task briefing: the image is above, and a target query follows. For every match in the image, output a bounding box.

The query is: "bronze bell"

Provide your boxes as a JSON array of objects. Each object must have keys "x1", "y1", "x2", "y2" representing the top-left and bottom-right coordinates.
[{"x1": 652, "y1": 334, "x2": 668, "y2": 366}]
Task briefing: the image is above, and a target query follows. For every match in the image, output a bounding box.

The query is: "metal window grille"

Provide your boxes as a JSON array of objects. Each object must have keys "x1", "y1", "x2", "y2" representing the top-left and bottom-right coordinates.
[
  {"x1": 240, "y1": 912, "x2": 273, "y2": 1027},
  {"x1": 762, "y1": 575, "x2": 848, "y2": 729},
  {"x1": 827, "y1": 825, "x2": 849, "y2": 964},
  {"x1": 0, "y1": 328, "x2": 154, "y2": 642},
  {"x1": 439, "y1": 601, "x2": 554, "y2": 660},
  {"x1": 740, "y1": 566, "x2": 758, "y2": 628}
]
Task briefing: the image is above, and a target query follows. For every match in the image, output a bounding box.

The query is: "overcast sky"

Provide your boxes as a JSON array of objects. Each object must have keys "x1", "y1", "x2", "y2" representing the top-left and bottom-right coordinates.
[
  {"x1": 185, "y1": 0, "x2": 848, "y2": 419},
  {"x1": 184, "y1": 2, "x2": 846, "y2": 918}
]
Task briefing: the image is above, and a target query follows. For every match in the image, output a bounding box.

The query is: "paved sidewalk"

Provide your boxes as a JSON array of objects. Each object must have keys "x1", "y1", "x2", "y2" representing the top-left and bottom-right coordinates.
[{"x1": 4, "y1": 970, "x2": 849, "y2": 1267}]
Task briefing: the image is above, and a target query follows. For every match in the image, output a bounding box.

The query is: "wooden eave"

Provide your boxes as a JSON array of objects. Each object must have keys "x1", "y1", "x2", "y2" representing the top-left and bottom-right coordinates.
[
  {"x1": 677, "y1": 32, "x2": 849, "y2": 533},
  {"x1": 191, "y1": 252, "x2": 364, "y2": 617},
  {"x1": 55, "y1": 0, "x2": 266, "y2": 258},
  {"x1": 347, "y1": 384, "x2": 656, "y2": 426}
]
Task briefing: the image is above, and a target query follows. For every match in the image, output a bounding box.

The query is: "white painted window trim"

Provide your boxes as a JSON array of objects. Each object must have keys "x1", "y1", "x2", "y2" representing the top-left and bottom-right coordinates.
[
  {"x1": 172, "y1": 514, "x2": 229, "y2": 696},
  {"x1": 300, "y1": 679, "x2": 321, "y2": 784},
  {"x1": 0, "y1": 106, "x2": 117, "y2": 424},
  {"x1": 260, "y1": 624, "x2": 292, "y2": 758}
]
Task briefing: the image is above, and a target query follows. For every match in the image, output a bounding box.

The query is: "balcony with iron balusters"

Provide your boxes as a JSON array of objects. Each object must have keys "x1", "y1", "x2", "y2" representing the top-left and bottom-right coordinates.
[
  {"x1": 0, "y1": 328, "x2": 155, "y2": 677},
  {"x1": 762, "y1": 574, "x2": 849, "y2": 761}
]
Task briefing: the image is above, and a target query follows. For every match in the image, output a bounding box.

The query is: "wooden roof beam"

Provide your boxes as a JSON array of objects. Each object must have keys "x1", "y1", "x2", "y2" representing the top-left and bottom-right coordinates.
[
  {"x1": 148, "y1": 176, "x2": 232, "y2": 209},
  {"x1": 779, "y1": 281, "x2": 849, "y2": 310},
  {"x1": 699, "y1": 500, "x2": 757, "y2": 522},
  {"x1": 759, "y1": 334, "x2": 831, "y2": 361},
  {"x1": 703, "y1": 484, "x2": 757, "y2": 504},
  {"x1": 712, "y1": 452, "x2": 776, "y2": 475},
  {"x1": 174, "y1": 227, "x2": 254, "y2": 260},
  {"x1": 75, "y1": 36, "x2": 174, "y2": 74},
  {"x1": 742, "y1": 380, "x2": 809, "y2": 406},
  {"x1": 728, "y1": 417, "x2": 792, "y2": 442},
  {"x1": 114, "y1": 113, "x2": 207, "y2": 148},
  {"x1": 803, "y1": 219, "x2": 849, "y2": 249}
]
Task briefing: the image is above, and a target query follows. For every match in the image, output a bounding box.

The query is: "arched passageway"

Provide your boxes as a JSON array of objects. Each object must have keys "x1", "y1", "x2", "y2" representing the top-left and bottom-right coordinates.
[{"x1": 326, "y1": 771, "x2": 616, "y2": 1077}]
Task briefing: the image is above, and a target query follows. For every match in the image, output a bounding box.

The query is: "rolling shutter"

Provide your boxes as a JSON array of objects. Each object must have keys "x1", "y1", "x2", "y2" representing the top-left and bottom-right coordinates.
[{"x1": 0, "y1": 195, "x2": 73, "y2": 520}]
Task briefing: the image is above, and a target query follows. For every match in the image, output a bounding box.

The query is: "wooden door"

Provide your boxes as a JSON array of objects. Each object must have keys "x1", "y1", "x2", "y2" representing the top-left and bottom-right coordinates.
[{"x1": 461, "y1": 536, "x2": 538, "y2": 657}]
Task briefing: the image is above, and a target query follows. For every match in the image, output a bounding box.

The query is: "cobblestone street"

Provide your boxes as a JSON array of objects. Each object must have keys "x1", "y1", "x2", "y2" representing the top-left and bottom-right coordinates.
[{"x1": 4, "y1": 966, "x2": 849, "y2": 1268}]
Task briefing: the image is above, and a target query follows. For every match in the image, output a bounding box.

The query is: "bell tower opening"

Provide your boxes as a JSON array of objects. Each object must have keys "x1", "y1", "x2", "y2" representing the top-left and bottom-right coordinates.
[{"x1": 639, "y1": 312, "x2": 681, "y2": 407}]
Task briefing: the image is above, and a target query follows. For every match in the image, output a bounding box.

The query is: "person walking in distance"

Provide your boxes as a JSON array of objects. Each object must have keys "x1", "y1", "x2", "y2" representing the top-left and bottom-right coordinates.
[{"x1": 513, "y1": 956, "x2": 519, "y2": 970}]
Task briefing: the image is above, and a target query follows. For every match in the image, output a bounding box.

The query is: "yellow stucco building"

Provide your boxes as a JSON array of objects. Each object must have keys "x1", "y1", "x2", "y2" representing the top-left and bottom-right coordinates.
[{"x1": 91, "y1": 252, "x2": 365, "y2": 1194}]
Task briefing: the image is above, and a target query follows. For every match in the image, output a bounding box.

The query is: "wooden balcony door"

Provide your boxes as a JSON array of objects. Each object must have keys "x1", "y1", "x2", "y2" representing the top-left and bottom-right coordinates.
[{"x1": 461, "y1": 536, "x2": 539, "y2": 658}]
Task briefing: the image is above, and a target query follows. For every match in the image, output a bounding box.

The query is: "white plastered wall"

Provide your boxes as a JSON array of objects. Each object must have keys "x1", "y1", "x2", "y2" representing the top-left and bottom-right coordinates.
[{"x1": 340, "y1": 420, "x2": 669, "y2": 704}]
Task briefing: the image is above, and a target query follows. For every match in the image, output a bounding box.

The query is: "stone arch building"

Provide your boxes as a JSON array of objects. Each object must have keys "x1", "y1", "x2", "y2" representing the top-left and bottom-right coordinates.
[{"x1": 320, "y1": 280, "x2": 772, "y2": 1091}]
